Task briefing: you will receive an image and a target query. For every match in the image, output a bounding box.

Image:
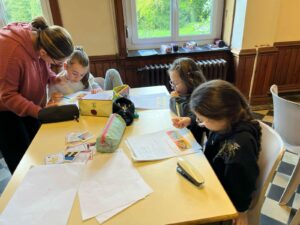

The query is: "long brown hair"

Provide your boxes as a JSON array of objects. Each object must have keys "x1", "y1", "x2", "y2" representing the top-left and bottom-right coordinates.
[
  {"x1": 66, "y1": 46, "x2": 90, "y2": 89},
  {"x1": 32, "y1": 16, "x2": 74, "y2": 60},
  {"x1": 168, "y1": 57, "x2": 206, "y2": 94},
  {"x1": 190, "y1": 80, "x2": 255, "y2": 123}
]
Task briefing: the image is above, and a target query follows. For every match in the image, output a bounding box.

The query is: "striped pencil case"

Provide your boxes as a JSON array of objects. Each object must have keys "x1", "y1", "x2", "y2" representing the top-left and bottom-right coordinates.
[{"x1": 96, "y1": 113, "x2": 126, "y2": 153}]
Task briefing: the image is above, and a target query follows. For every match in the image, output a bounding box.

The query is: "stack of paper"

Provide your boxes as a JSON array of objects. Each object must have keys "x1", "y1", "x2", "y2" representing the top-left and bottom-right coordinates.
[
  {"x1": 78, "y1": 150, "x2": 152, "y2": 223},
  {"x1": 129, "y1": 92, "x2": 170, "y2": 109},
  {"x1": 126, "y1": 128, "x2": 202, "y2": 161},
  {"x1": 0, "y1": 163, "x2": 85, "y2": 225}
]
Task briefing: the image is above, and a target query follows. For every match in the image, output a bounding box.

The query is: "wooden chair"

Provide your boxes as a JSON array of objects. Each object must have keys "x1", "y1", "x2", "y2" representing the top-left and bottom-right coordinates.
[{"x1": 247, "y1": 121, "x2": 285, "y2": 225}]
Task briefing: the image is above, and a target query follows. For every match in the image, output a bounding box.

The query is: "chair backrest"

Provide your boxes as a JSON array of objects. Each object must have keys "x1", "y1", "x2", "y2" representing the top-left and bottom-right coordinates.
[
  {"x1": 270, "y1": 84, "x2": 300, "y2": 146},
  {"x1": 248, "y1": 121, "x2": 285, "y2": 225}
]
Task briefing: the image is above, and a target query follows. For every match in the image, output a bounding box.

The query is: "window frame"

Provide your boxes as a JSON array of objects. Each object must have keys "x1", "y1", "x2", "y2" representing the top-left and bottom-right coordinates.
[
  {"x1": 123, "y1": 0, "x2": 224, "y2": 50},
  {"x1": 0, "y1": 0, "x2": 61, "y2": 27}
]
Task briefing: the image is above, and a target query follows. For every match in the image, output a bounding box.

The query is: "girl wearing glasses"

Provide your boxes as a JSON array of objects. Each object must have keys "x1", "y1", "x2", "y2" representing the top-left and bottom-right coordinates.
[
  {"x1": 169, "y1": 57, "x2": 207, "y2": 143},
  {"x1": 0, "y1": 16, "x2": 74, "y2": 173},
  {"x1": 190, "y1": 80, "x2": 261, "y2": 225},
  {"x1": 48, "y1": 46, "x2": 123, "y2": 104}
]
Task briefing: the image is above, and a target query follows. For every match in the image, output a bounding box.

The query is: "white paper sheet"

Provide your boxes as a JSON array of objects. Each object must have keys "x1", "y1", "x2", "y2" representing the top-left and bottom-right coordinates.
[
  {"x1": 129, "y1": 93, "x2": 170, "y2": 109},
  {"x1": 96, "y1": 201, "x2": 134, "y2": 224},
  {"x1": 78, "y1": 149, "x2": 152, "y2": 221},
  {"x1": 0, "y1": 163, "x2": 85, "y2": 225},
  {"x1": 82, "y1": 91, "x2": 113, "y2": 100},
  {"x1": 126, "y1": 128, "x2": 202, "y2": 161}
]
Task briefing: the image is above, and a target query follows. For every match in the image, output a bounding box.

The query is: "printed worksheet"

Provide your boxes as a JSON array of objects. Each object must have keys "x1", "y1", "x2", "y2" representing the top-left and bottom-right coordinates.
[{"x1": 126, "y1": 128, "x2": 201, "y2": 161}]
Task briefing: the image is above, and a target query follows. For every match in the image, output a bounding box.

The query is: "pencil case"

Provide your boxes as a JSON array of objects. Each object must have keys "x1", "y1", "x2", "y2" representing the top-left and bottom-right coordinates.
[
  {"x1": 38, "y1": 104, "x2": 79, "y2": 123},
  {"x1": 96, "y1": 113, "x2": 126, "y2": 153}
]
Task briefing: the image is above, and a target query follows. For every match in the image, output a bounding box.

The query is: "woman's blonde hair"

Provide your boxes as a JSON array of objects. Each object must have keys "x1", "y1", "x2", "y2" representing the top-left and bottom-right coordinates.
[{"x1": 31, "y1": 16, "x2": 74, "y2": 60}]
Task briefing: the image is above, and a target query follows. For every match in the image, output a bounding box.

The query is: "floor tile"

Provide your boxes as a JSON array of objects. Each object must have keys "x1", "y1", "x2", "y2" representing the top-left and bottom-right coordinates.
[{"x1": 261, "y1": 198, "x2": 292, "y2": 224}]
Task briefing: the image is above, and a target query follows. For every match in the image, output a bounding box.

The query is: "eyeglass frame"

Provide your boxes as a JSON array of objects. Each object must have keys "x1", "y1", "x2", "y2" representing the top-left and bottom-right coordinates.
[{"x1": 169, "y1": 80, "x2": 182, "y2": 88}]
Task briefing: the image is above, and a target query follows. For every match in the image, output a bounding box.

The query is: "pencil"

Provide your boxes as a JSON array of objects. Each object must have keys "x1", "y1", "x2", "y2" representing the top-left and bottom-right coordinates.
[{"x1": 176, "y1": 102, "x2": 181, "y2": 117}]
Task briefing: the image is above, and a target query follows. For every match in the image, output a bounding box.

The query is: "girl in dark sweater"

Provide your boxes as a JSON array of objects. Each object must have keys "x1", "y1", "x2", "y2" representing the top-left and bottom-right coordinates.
[
  {"x1": 169, "y1": 57, "x2": 207, "y2": 143},
  {"x1": 190, "y1": 80, "x2": 261, "y2": 225}
]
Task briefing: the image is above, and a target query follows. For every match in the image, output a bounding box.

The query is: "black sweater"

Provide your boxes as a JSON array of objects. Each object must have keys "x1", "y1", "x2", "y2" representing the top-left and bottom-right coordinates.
[{"x1": 204, "y1": 121, "x2": 261, "y2": 212}]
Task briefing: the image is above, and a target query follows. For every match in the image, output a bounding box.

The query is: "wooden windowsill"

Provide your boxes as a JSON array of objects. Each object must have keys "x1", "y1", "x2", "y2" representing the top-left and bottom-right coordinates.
[{"x1": 127, "y1": 46, "x2": 230, "y2": 58}]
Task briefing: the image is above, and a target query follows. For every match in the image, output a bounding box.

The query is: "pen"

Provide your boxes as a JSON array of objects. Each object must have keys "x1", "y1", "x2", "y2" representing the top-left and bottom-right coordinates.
[{"x1": 176, "y1": 102, "x2": 181, "y2": 117}]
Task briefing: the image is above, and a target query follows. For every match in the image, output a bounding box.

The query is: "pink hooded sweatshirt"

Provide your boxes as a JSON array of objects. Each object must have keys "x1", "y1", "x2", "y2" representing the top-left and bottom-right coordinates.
[{"x1": 0, "y1": 22, "x2": 56, "y2": 118}]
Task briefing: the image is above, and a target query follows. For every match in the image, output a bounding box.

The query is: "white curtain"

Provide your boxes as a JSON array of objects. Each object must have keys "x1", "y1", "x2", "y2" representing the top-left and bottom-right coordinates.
[
  {"x1": 0, "y1": 0, "x2": 7, "y2": 28},
  {"x1": 40, "y1": 0, "x2": 54, "y2": 25}
]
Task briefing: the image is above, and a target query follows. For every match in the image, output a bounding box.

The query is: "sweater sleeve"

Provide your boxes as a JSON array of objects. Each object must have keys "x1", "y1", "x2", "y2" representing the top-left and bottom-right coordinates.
[
  {"x1": 0, "y1": 57, "x2": 41, "y2": 118},
  {"x1": 88, "y1": 73, "x2": 100, "y2": 89}
]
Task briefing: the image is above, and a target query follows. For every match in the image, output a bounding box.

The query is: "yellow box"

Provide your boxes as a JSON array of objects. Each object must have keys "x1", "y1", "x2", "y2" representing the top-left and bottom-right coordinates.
[{"x1": 78, "y1": 99, "x2": 112, "y2": 117}]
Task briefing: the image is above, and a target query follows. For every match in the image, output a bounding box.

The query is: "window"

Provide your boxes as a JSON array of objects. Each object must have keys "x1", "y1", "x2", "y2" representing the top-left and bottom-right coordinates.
[
  {"x1": 0, "y1": 0, "x2": 53, "y2": 28},
  {"x1": 123, "y1": 0, "x2": 224, "y2": 50}
]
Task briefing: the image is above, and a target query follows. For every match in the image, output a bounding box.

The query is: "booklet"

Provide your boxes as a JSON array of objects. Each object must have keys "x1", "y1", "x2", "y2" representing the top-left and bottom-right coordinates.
[{"x1": 126, "y1": 128, "x2": 201, "y2": 161}]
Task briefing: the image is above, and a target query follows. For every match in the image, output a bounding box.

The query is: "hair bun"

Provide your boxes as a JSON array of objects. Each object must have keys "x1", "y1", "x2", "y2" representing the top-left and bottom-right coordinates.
[
  {"x1": 75, "y1": 46, "x2": 84, "y2": 51},
  {"x1": 31, "y1": 16, "x2": 49, "y2": 30}
]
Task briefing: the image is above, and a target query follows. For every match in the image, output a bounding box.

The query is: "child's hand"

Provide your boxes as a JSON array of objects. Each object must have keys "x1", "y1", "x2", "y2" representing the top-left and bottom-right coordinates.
[
  {"x1": 51, "y1": 92, "x2": 64, "y2": 102},
  {"x1": 171, "y1": 116, "x2": 191, "y2": 129},
  {"x1": 91, "y1": 87, "x2": 103, "y2": 94},
  {"x1": 54, "y1": 76, "x2": 67, "y2": 84},
  {"x1": 170, "y1": 91, "x2": 179, "y2": 97}
]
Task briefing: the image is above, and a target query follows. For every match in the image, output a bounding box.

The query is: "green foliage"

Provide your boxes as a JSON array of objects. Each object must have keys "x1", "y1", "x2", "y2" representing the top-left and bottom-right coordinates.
[
  {"x1": 3, "y1": 0, "x2": 43, "y2": 24},
  {"x1": 136, "y1": 0, "x2": 212, "y2": 39}
]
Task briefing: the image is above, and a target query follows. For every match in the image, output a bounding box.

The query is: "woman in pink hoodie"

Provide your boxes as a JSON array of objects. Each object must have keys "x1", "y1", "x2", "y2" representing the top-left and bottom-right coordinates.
[{"x1": 0, "y1": 17, "x2": 74, "y2": 173}]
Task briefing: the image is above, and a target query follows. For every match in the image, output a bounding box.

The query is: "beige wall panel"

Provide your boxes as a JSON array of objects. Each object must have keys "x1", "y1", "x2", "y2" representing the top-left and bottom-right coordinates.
[
  {"x1": 58, "y1": 0, "x2": 117, "y2": 56},
  {"x1": 275, "y1": 0, "x2": 300, "y2": 42},
  {"x1": 242, "y1": 0, "x2": 280, "y2": 49}
]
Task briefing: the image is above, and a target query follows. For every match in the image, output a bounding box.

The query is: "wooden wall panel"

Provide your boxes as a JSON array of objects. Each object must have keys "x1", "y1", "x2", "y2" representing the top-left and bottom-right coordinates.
[
  {"x1": 232, "y1": 49, "x2": 256, "y2": 98},
  {"x1": 87, "y1": 41, "x2": 300, "y2": 105},
  {"x1": 273, "y1": 42, "x2": 300, "y2": 91},
  {"x1": 88, "y1": 50, "x2": 232, "y2": 88},
  {"x1": 250, "y1": 48, "x2": 278, "y2": 105}
]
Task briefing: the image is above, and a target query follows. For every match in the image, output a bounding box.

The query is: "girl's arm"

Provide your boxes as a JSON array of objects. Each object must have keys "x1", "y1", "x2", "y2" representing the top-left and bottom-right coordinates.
[{"x1": 88, "y1": 73, "x2": 103, "y2": 93}]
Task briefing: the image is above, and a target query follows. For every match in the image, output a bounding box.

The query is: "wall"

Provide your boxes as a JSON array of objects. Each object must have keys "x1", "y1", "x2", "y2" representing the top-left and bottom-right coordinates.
[
  {"x1": 230, "y1": 0, "x2": 300, "y2": 105},
  {"x1": 275, "y1": 0, "x2": 300, "y2": 42},
  {"x1": 58, "y1": 0, "x2": 118, "y2": 56},
  {"x1": 242, "y1": 0, "x2": 280, "y2": 49}
]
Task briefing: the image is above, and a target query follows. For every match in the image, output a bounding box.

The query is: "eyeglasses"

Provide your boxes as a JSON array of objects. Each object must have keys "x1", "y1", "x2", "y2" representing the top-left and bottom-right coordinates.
[
  {"x1": 196, "y1": 117, "x2": 206, "y2": 127},
  {"x1": 48, "y1": 54, "x2": 65, "y2": 67},
  {"x1": 169, "y1": 80, "x2": 181, "y2": 88}
]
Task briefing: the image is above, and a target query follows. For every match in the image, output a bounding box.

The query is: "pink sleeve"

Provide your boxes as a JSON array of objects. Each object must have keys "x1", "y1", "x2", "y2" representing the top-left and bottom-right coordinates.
[
  {"x1": 0, "y1": 60, "x2": 42, "y2": 118},
  {"x1": 47, "y1": 63, "x2": 58, "y2": 84}
]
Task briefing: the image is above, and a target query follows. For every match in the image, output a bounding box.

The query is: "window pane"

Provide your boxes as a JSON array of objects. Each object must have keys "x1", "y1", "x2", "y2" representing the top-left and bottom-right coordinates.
[
  {"x1": 136, "y1": 0, "x2": 171, "y2": 39},
  {"x1": 3, "y1": 0, "x2": 43, "y2": 24},
  {"x1": 178, "y1": 0, "x2": 212, "y2": 36}
]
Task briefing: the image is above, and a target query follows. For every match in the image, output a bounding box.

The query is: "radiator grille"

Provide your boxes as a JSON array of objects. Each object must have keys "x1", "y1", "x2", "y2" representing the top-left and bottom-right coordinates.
[{"x1": 137, "y1": 58, "x2": 228, "y2": 90}]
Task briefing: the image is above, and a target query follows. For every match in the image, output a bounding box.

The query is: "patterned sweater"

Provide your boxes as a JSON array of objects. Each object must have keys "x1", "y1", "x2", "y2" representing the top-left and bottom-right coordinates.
[{"x1": 204, "y1": 121, "x2": 261, "y2": 212}]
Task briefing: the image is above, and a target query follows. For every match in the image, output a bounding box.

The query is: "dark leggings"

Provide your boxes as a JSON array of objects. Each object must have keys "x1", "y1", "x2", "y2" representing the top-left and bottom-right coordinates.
[{"x1": 0, "y1": 111, "x2": 41, "y2": 173}]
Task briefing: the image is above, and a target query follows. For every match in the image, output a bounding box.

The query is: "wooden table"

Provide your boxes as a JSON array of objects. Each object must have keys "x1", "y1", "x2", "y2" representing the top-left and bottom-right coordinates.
[{"x1": 0, "y1": 86, "x2": 237, "y2": 225}]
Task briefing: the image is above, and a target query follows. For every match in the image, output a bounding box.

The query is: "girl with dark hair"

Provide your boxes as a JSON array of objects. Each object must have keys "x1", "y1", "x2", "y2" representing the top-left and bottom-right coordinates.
[
  {"x1": 0, "y1": 16, "x2": 74, "y2": 173},
  {"x1": 190, "y1": 80, "x2": 262, "y2": 225},
  {"x1": 48, "y1": 46, "x2": 123, "y2": 102},
  {"x1": 169, "y1": 57, "x2": 207, "y2": 143}
]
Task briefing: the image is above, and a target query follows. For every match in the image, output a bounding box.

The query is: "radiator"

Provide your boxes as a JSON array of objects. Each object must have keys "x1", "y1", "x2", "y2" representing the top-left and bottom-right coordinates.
[{"x1": 137, "y1": 58, "x2": 228, "y2": 90}]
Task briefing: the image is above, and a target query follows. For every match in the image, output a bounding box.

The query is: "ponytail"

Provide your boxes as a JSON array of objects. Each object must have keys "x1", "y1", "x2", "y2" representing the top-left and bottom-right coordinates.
[{"x1": 32, "y1": 16, "x2": 74, "y2": 60}]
